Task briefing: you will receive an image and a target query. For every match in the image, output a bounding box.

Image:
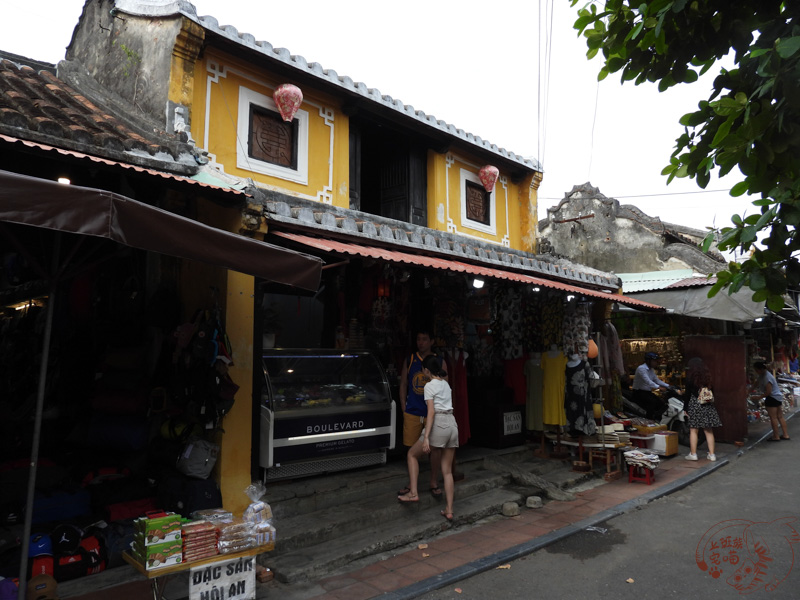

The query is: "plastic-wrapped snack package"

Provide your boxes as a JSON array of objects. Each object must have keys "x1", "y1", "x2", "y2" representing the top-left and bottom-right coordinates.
[
  {"x1": 218, "y1": 536, "x2": 258, "y2": 554},
  {"x1": 243, "y1": 501, "x2": 272, "y2": 524},
  {"x1": 253, "y1": 522, "x2": 276, "y2": 546},
  {"x1": 243, "y1": 482, "x2": 273, "y2": 525},
  {"x1": 191, "y1": 508, "x2": 234, "y2": 523}
]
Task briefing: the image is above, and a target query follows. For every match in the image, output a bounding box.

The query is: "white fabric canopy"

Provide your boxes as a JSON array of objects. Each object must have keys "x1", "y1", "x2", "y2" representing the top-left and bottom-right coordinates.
[{"x1": 627, "y1": 286, "x2": 765, "y2": 323}]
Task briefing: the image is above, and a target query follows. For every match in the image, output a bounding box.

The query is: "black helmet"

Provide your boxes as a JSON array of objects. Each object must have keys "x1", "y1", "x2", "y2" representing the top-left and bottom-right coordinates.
[{"x1": 644, "y1": 352, "x2": 659, "y2": 361}]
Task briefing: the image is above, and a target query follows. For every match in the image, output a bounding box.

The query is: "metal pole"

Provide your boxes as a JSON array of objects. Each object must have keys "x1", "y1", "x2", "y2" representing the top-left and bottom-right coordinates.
[{"x1": 17, "y1": 235, "x2": 60, "y2": 599}]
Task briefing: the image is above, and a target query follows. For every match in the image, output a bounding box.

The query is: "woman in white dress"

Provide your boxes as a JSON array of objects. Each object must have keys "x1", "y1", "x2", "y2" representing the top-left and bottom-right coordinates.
[{"x1": 397, "y1": 355, "x2": 459, "y2": 521}]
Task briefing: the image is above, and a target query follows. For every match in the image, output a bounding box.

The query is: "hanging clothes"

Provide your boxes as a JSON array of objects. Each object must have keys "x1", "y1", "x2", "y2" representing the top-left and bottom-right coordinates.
[
  {"x1": 525, "y1": 354, "x2": 544, "y2": 431},
  {"x1": 564, "y1": 360, "x2": 598, "y2": 436},
  {"x1": 504, "y1": 357, "x2": 527, "y2": 406},
  {"x1": 541, "y1": 350, "x2": 567, "y2": 426},
  {"x1": 446, "y1": 349, "x2": 471, "y2": 446}
]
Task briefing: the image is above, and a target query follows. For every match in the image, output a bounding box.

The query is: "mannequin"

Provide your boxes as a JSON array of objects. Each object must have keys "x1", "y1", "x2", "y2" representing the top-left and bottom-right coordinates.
[{"x1": 564, "y1": 354, "x2": 598, "y2": 438}]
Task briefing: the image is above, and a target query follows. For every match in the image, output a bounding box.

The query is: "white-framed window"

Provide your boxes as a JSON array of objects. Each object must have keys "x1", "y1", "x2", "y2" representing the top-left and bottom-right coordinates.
[
  {"x1": 236, "y1": 86, "x2": 309, "y2": 185},
  {"x1": 460, "y1": 168, "x2": 496, "y2": 235}
]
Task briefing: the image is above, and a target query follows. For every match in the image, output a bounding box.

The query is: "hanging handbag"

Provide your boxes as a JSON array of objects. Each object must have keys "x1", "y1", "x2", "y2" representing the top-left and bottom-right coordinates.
[
  {"x1": 176, "y1": 439, "x2": 219, "y2": 479},
  {"x1": 698, "y1": 387, "x2": 714, "y2": 404}
]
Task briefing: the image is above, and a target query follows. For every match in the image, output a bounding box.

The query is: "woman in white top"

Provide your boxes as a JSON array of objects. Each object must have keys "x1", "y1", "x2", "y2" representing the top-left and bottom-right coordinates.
[{"x1": 397, "y1": 355, "x2": 459, "y2": 521}]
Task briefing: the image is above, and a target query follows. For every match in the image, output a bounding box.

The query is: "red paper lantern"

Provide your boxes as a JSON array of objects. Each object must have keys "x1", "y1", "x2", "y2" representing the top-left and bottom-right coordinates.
[
  {"x1": 273, "y1": 84, "x2": 303, "y2": 122},
  {"x1": 478, "y1": 165, "x2": 499, "y2": 192}
]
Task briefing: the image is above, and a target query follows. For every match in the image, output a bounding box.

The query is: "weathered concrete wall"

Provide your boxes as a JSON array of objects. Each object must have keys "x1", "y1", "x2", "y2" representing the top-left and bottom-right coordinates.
[
  {"x1": 66, "y1": 0, "x2": 182, "y2": 126},
  {"x1": 538, "y1": 182, "x2": 724, "y2": 274}
]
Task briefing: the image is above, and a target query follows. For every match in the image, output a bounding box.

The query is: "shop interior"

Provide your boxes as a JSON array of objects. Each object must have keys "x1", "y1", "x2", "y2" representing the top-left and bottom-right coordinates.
[{"x1": 5, "y1": 230, "x2": 799, "y2": 585}]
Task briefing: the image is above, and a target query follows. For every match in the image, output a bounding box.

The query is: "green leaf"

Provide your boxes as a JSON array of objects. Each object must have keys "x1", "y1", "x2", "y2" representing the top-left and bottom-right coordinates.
[
  {"x1": 730, "y1": 181, "x2": 749, "y2": 197},
  {"x1": 767, "y1": 294, "x2": 785, "y2": 312},
  {"x1": 712, "y1": 119, "x2": 734, "y2": 147},
  {"x1": 701, "y1": 231, "x2": 715, "y2": 252},
  {"x1": 749, "y1": 270, "x2": 766, "y2": 290},
  {"x1": 776, "y1": 37, "x2": 800, "y2": 59}
]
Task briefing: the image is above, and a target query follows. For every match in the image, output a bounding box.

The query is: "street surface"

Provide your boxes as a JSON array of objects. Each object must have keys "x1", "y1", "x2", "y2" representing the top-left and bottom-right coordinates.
[{"x1": 417, "y1": 421, "x2": 799, "y2": 600}]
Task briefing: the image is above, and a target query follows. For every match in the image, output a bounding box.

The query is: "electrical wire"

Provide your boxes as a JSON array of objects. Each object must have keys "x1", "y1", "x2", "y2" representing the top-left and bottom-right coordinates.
[
  {"x1": 537, "y1": 0, "x2": 554, "y2": 169},
  {"x1": 539, "y1": 189, "x2": 732, "y2": 200}
]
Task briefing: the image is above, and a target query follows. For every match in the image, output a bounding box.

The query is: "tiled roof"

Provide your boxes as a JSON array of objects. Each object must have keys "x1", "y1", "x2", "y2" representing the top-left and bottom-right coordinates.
[
  {"x1": 0, "y1": 56, "x2": 200, "y2": 174},
  {"x1": 665, "y1": 276, "x2": 717, "y2": 289},
  {"x1": 0, "y1": 132, "x2": 246, "y2": 195},
  {"x1": 248, "y1": 192, "x2": 622, "y2": 291},
  {"x1": 115, "y1": 2, "x2": 541, "y2": 173}
]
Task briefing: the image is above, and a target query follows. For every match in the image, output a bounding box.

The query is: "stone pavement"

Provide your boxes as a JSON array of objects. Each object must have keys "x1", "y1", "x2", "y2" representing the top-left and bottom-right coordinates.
[
  {"x1": 58, "y1": 408, "x2": 794, "y2": 600},
  {"x1": 259, "y1": 410, "x2": 795, "y2": 600}
]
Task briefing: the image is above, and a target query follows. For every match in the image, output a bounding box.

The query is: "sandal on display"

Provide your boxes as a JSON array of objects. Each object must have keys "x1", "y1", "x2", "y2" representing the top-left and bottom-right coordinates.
[
  {"x1": 397, "y1": 493, "x2": 419, "y2": 503},
  {"x1": 440, "y1": 510, "x2": 453, "y2": 522},
  {"x1": 429, "y1": 486, "x2": 443, "y2": 497}
]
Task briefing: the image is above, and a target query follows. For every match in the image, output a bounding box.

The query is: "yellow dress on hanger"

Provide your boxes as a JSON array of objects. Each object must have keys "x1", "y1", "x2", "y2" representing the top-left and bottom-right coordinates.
[{"x1": 542, "y1": 351, "x2": 567, "y2": 426}]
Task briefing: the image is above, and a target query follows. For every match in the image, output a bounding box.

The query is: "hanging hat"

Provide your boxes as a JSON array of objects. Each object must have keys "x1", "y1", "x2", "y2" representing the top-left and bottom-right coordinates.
[
  {"x1": 28, "y1": 534, "x2": 52, "y2": 558},
  {"x1": 49, "y1": 525, "x2": 81, "y2": 555},
  {"x1": 26, "y1": 574, "x2": 58, "y2": 600}
]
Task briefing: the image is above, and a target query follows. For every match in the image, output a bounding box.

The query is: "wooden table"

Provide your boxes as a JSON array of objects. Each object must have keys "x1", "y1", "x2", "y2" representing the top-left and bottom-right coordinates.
[
  {"x1": 124, "y1": 544, "x2": 273, "y2": 600},
  {"x1": 551, "y1": 438, "x2": 627, "y2": 480}
]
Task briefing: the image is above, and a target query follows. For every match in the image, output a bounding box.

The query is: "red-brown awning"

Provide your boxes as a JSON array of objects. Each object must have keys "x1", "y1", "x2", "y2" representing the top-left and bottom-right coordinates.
[
  {"x1": 0, "y1": 169, "x2": 322, "y2": 291},
  {"x1": 274, "y1": 231, "x2": 663, "y2": 310}
]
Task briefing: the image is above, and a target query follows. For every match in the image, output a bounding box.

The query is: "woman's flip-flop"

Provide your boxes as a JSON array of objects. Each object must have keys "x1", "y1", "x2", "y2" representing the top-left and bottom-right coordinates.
[
  {"x1": 396, "y1": 486, "x2": 411, "y2": 496},
  {"x1": 767, "y1": 438, "x2": 781, "y2": 442},
  {"x1": 430, "y1": 486, "x2": 443, "y2": 497},
  {"x1": 397, "y1": 493, "x2": 419, "y2": 503},
  {"x1": 441, "y1": 510, "x2": 453, "y2": 522},
  {"x1": 781, "y1": 436, "x2": 791, "y2": 440}
]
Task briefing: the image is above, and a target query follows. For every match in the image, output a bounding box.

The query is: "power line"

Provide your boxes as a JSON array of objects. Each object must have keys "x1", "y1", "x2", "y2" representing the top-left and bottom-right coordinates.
[{"x1": 539, "y1": 189, "x2": 733, "y2": 200}]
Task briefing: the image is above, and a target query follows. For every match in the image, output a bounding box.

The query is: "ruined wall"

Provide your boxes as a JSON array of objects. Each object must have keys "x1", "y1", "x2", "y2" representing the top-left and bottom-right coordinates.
[
  {"x1": 538, "y1": 183, "x2": 724, "y2": 274},
  {"x1": 66, "y1": 0, "x2": 183, "y2": 127}
]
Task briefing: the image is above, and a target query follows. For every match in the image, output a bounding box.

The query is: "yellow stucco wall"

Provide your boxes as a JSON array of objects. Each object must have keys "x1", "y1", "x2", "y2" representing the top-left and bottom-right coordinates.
[
  {"x1": 427, "y1": 151, "x2": 541, "y2": 251},
  {"x1": 190, "y1": 49, "x2": 350, "y2": 208},
  {"x1": 220, "y1": 270, "x2": 255, "y2": 514}
]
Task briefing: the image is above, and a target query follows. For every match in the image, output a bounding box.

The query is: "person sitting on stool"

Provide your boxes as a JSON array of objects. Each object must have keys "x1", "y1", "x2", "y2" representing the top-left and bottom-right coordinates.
[{"x1": 632, "y1": 352, "x2": 672, "y2": 420}]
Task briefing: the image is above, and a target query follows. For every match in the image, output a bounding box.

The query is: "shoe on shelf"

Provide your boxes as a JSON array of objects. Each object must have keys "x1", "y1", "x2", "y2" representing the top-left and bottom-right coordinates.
[
  {"x1": 685, "y1": 453, "x2": 698, "y2": 461},
  {"x1": 707, "y1": 453, "x2": 717, "y2": 461}
]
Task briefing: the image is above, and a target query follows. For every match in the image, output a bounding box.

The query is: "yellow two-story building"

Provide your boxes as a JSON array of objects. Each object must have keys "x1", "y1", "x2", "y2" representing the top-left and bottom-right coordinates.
[{"x1": 62, "y1": 0, "x2": 655, "y2": 510}]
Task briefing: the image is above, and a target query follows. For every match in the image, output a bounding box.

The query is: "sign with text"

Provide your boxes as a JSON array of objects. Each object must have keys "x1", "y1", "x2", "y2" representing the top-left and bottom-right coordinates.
[
  {"x1": 189, "y1": 556, "x2": 255, "y2": 600},
  {"x1": 503, "y1": 411, "x2": 522, "y2": 435}
]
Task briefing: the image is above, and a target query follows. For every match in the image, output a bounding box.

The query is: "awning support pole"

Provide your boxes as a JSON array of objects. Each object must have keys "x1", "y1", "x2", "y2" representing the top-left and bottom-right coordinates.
[{"x1": 17, "y1": 234, "x2": 60, "y2": 599}]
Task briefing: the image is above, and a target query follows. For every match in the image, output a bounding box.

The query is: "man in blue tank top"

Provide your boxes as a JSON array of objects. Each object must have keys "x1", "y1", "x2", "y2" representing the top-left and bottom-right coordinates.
[{"x1": 397, "y1": 329, "x2": 446, "y2": 496}]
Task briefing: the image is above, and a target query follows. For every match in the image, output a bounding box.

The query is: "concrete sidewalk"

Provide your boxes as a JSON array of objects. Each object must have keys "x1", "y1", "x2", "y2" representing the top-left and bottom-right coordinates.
[{"x1": 265, "y1": 411, "x2": 795, "y2": 600}]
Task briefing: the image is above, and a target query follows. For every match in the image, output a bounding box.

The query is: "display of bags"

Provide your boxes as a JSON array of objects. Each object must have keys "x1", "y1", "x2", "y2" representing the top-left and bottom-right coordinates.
[
  {"x1": 176, "y1": 439, "x2": 219, "y2": 479},
  {"x1": 157, "y1": 472, "x2": 222, "y2": 517}
]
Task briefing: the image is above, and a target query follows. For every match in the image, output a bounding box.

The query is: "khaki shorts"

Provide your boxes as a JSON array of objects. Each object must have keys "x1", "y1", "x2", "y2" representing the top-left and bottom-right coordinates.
[
  {"x1": 403, "y1": 412, "x2": 425, "y2": 447},
  {"x1": 426, "y1": 413, "x2": 459, "y2": 449}
]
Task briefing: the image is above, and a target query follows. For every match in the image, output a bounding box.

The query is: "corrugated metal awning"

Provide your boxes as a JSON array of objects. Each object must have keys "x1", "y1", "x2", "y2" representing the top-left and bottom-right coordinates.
[
  {"x1": 0, "y1": 133, "x2": 246, "y2": 195},
  {"x1": 274, "y1": 231, "x2": 664, "y2": 311}
]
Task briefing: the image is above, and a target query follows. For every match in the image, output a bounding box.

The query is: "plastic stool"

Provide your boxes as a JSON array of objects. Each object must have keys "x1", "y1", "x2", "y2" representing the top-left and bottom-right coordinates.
[{"x1": 628, "y1": 464, "x2": 655, "y2": 485}]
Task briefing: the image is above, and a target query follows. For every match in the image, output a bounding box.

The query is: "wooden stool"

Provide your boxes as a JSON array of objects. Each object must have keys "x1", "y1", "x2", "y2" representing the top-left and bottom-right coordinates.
[{"x1": 628, "y1": 464, "x2": 655, "y2": 485}]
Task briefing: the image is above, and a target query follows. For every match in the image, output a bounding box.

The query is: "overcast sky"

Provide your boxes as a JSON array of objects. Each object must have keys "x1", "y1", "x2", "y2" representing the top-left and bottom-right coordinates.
[{"x1": 2, "y1": 0, "x2": 756, "y2": 236}]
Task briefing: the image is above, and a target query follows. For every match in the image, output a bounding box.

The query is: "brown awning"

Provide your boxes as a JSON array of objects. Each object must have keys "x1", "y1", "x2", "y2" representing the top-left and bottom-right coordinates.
[
  {"x1": 0, "y1": 169, "x2": 322, "y2": 291},
  {"x1": 274, "y1": 231, "x2": 664, "y2": 311}
]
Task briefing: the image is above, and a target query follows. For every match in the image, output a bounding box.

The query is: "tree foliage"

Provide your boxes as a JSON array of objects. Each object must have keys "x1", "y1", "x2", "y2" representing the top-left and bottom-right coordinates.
[{"x1": 572, "y1": 0, "x2": 800, "y2": 311}]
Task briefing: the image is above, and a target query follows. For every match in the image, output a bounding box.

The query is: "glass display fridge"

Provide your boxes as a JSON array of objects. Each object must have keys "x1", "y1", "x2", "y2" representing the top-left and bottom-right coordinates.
[{"x1": 259, "y1": 349, "x2": 396, "y2": 480}]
